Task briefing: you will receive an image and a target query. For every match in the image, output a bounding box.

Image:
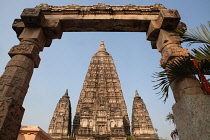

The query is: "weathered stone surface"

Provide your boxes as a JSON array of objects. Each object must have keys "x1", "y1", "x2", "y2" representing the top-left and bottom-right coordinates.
[
  {"x1": 18, "y1": 27, "x2": 46, "y2": 51},
  {"x1": 42, "y1": 18, "x2": 62, "y2": 39},
  {"x1": 170, "y1": 75, "x2": 204, "y2": 102},
  {"x1": 12, "y1": 19, "x2": 25, "y2": 37},
  {"x1": 21, "y1": 8, "x2": 45, "y2": 27},
  {"x1": 160, "y1": 46, "x2": 189, "y2": 65},
  {"x1": 0, "y1": 97, "x2": 24, "y2": 140},
  {"x1": 132, "y1": 91, "x2": 158, "y2": 140},
  {"x1": 172, "y1": 95, "x2": 210, "y2": 140},
  {"x1": 146, "y1": 20, "x2": 160, "y2": 41},
  {"x1": 0, "y1": 55, "x2": 34, "y2": 105},
  {"x1": 158, "y1": 9, "x2": 180, "y2": 29},
  {"x1": 48, "y1": 90, "x2": 71, "y2": 139},
  {"x1": 8, "y1": 44, "x2": 40, "y2": 68},
  {"x1": 156, "y1": 29, "x2": 182, "y2": 52}
]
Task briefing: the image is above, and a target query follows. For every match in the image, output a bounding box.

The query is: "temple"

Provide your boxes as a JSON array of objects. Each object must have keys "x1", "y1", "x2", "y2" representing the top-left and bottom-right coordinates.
[
  {"x1": 48, "y1": 89, "x2": 72, "y2": 139},
  {"x1": 132, "y1": 91, "x2": 157, "y2": 140},
  {"x1": 48, "y1": 41, "x2": 157, "y2": 140}
]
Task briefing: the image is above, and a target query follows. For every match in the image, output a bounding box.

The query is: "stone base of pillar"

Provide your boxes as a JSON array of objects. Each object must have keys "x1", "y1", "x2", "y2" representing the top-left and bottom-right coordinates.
[
  {"x1": 172, "y1": 94, "x2": 210, "y2": 140},
  {"x1": 0, "y1": 97, "x2": 25, "y2": 140}
]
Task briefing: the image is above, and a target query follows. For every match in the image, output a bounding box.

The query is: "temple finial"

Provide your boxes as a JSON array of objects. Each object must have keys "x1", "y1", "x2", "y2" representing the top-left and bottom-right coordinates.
[
  {"x1": 135, "y1": 90, "x2": 139, "y2": 97},
  {"x1": 64, "y1": 89, "x2": 68, "y2": 96},
  {"x1": 98, "y1": 41, "x2": 106, "y2": 52}
]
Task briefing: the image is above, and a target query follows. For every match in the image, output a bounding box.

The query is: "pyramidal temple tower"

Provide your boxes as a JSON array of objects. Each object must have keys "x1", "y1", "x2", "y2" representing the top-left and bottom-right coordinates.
[
  {"x1": 132, "y1": 90, "x2": 157, "y2": 140},
  {"x1": 48, "y1": 89, "x2": 72, "y2": 139},
  {"x1": 72, "y1": 41, "x2": 130, "y2": 140}
]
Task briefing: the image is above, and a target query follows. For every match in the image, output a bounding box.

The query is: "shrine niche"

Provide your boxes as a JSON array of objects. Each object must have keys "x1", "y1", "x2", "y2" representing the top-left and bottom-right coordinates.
[{"x1": 0, "y1": 3, "x2": 208, "y2": 140}]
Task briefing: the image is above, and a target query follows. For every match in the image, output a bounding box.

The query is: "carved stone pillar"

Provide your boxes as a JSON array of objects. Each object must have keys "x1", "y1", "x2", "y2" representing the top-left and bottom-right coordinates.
[
  {"x1": 147, "y1": 9, "x2": 209, "y2": 140},
  {"x1": 0, "y1": 6, "x2": 62, "y2": 139},
  {"x1": 0, "y1": 27, "x2": 46, "y2": 139}
]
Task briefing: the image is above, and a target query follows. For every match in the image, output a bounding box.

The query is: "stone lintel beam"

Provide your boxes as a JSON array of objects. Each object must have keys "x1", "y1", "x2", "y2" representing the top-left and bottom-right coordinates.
[
  {"x1": 21, "y1": 8, "x2": 45, "y2": 27},
  {"x1": 146, "y1": 20, "x2": 160, "y2": 42},
  {"x1": 42, "y1": 18, "x2": 63, "y2": 39}
]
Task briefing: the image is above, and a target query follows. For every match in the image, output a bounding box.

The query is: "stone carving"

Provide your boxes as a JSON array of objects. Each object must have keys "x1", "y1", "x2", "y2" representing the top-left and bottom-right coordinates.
[
  {"x1": 35, "y1": 3, "x2": 166, "y2": 14},
  {"x1": 160, "y1": 46, "x2": 189, "y2": 65},
  {"x1": 9, "y1": 44, "x2": 40, "y2": 68},
  {"x1": 132, "y1": 91, "x2": 158, "y2": 140}
]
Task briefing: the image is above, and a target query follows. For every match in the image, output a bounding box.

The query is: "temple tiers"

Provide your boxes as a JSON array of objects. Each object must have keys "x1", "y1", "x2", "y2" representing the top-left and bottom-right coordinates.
[
  {"x1": 48, "y1": 89, "x2": 72, "y2": 139},
  {"x1": 72, "y1": 41, "x2": 130, "y2": 140},
  {"x1": 132, "y1": 90, "x2": 157, "y2": 140},
  {"x1": 48, "y1": 42, "x2": 157, "y2": 140}
]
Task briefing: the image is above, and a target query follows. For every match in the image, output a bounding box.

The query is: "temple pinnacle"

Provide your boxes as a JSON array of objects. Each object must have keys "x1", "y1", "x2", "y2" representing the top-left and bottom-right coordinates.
[
  {"x1": 64, "y1": 89, "x2": 68, "y2": 96},
  {"x1": 135, "y1": 90, "x2": 139, "y2": 97},
  {"x1": 98, "y1": 41, "x2": 106, "y2": 52}
]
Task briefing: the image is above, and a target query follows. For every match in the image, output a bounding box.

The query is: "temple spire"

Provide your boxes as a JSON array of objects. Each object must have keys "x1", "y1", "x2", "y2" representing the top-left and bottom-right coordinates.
[{"x1": 98, "y1": 41, "x2": 106, "y2": 52}]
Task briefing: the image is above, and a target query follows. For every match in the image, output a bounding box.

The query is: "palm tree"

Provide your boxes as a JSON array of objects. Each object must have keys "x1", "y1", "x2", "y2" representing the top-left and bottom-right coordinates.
[{"x1": 153, "y1": 23, "x2": 210, "y2": 102}]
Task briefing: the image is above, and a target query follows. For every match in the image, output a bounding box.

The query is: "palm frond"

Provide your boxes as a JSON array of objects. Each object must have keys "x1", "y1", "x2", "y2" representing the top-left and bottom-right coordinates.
[
  {"x1": 181, "y1": 23, "x2": 210, "y2": 46},
  {"x1": 191, "y1": 44, "x2": 210, "y2": 61},
  {"x1": 191, "y1": 44, "x2": 210, "y2": 75},
  {"x1": 153, "y1": 56, "x2": 198, "y2": 103}
]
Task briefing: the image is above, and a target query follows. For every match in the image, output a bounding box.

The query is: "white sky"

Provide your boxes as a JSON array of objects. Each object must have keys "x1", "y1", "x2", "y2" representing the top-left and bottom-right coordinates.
[{"x1": 0, "y1": 0, "x2": 209, "y2": 139}]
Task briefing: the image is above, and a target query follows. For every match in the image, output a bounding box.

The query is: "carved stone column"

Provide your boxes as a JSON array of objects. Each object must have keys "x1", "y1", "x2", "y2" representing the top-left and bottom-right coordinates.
[
  {"x1": 0, "y1": 7, "x2": 62, "y2": 139},
  {"x1": 0, "y1": 27, "x2": 46, "y2": 140},
  {"x1": 147, "y1": 9, "x2": 210, "y2": 140},
  {"x1": 0, "y1": 8, "x2": 47, "y2": 140}
]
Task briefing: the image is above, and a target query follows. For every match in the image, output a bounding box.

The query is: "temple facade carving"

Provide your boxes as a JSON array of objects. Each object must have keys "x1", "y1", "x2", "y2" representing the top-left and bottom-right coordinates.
[
  {"x1": 48, "y1": 89, "x2": 71, "y2": 139},
  {"x1": 132, "y1": 91, "x2": 157, "y2": 140},
  {"x1": 72, "y1": 41, "x2": 130, "y2": 140}
]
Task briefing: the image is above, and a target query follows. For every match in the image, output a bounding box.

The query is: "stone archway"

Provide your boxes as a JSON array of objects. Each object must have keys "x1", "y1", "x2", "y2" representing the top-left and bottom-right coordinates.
[{"x1": 0, "y1": 3, "x2": 209, "y2": 140}]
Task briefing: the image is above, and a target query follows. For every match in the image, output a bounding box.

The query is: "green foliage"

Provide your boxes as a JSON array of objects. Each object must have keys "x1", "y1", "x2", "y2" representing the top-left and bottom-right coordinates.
[{"x1": 166, "y1": 112, "x2": 175, "y2": 124}]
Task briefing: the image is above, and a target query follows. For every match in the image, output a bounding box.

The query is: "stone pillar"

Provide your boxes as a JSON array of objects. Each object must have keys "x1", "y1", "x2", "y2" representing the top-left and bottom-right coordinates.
[
  {"x1": 0, "y1": 7, "x2": 62, "y2": 139},
  {"x1": 147, "y1": 9, "x2": 209, "y2": 140},
  {"x1": 0, "y1": 8, "x2": 46, "y2": 140},
  {"x1": 0, "y1": 27, "x2": 46, "y2": 140}
]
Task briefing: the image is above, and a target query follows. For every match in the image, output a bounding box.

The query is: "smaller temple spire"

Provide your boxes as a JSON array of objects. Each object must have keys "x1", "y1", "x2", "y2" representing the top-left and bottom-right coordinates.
[
  {"x1": 65, "y1": 89, "x2": 68, "y2": 95},
  {"x1": 63, "y1": 89, "x2": 69, "y2": 97},
  {"x1": 98, "y1": 41, "x2": 106, "y2": 52}
]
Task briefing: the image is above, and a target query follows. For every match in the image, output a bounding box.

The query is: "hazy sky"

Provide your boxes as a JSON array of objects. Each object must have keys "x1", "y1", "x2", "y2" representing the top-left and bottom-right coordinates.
[{"x1": 0, "y1": 0, "x2": 209, "y2": 139}]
